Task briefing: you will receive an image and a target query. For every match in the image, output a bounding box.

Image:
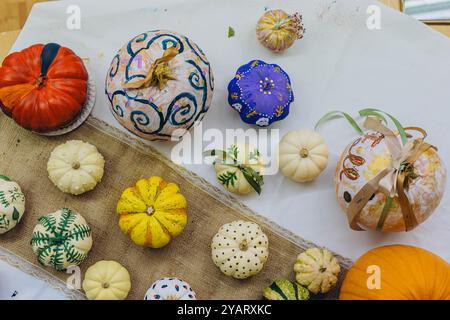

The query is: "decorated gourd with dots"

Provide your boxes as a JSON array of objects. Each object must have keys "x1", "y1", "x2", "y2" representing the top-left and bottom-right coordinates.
[
  {"x1": 335, "y1": 131, "x2": 446, "y2": 232},
  {"x1": 144, "y1": 277, "x2": 196, "y2": 300},
  {"x1": 31, "y1": 208, "x2": 93, "y2": 271},
  {"x1": 211, "y1": 220, "x2": 269, "y2": 279},
  {"x1": 227, "y1": 60, "x2": 293, "y2": 127},
  {"x1": 105, "y1": 30, "x2": 214, "y2": 141}
]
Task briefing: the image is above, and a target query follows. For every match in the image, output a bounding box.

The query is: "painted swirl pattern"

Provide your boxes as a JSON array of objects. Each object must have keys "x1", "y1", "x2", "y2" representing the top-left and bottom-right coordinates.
[
  {"x1": 334, "y1": 130, "x2": 447, "y2": 232},
  {"x1": 105, "y1": 30, "x2": 214, "y2": 141}
]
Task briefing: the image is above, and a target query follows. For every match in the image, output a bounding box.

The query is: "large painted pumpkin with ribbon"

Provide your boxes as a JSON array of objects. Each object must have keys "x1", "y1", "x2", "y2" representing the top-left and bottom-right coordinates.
[
  {"x1": 332, "y1": 110, "x2": 446, "y2": 232},
  {"x1": 0, "y1": 43, "x2": 88, "y2": 132},
  {"x1": 339, "y1": 245, "x2": 450, "y2": 300},
  {"x1": 105, "y1": 30, "x2": 214, "y2": 141}
]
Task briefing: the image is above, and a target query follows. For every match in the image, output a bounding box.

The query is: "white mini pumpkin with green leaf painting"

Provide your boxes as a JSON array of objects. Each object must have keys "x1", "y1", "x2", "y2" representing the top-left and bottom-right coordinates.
[
  {"x1": 205, "y1": 144, "x2": 264, "y2": 195},
  {"x1": 31, "y1": 208, "x2": 93, "y2": 271},
  {"x1": 0, "y1": 175, "x2": 25, "y2": 234}
]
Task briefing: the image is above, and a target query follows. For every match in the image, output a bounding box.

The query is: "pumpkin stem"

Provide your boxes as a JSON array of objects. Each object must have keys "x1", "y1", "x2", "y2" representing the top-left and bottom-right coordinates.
[
  {"x1": 48, "y1": 235, "x2": 65, "y2": 246},
  {"x1": 35, "y1": 75, "x2": 46, "y2": 88},
  {"x1": 72, "y1": 162, "x2": 81, "y2": 170},
  {"x1": 272, "y1": 12, "x2": 304, "y2": 40},
  {"x1": 300, "y1": 148, "x2": 309, "y2": 158},
  {"x1": 239, "y1": 239, "x2": 248, "y2": 251},
  {"x1": 146, "y1": 205, "x2": 155, "y2": 216},
  {"x1": 102, "y1": 282, "x2": 110, "y2": 289},
  {"x1": 122, "y1": 47, "x2": 179, "y2": 90}
]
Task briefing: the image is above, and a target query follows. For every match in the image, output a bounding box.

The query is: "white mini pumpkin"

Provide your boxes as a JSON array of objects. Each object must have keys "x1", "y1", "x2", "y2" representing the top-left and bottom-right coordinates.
[
  {"x1": 31, "y1": 208, "x2": 93, "y2": 271},
  {"x1": 211, "y1": 220, "x2": 269, "y2": 279},
  {"x1": 278, "y1": 129, "x2": 329, "y2": 183},
  {"x1": 82, "y1": 260, "x2": 131, "y2": 300},
  {"x1": 144, "y1": 277, "x2": 196, "y2": 300},
  {"x1": 0, "y1": 175, "x2": 25, "y2": 234},
  {"x1": 209, "y1": 144, "x2": 264, "y2": 195},
  {"x1": 47, "y1": 140, "x2": 105, "y2": 195},
  {"x1": 294, "y1": 247, "x2": 341, "y2": 294}
]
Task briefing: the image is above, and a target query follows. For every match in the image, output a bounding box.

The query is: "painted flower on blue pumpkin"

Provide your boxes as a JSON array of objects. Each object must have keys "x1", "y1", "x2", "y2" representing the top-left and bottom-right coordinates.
[{"x1": 227, "y1": 60, "x2": 294, "y2": 127}]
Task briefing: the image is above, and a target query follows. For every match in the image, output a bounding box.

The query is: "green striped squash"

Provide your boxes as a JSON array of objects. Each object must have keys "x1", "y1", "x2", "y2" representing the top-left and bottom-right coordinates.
[{"x1": 263, "y1": 278, "x2": 310, "y2": 300}]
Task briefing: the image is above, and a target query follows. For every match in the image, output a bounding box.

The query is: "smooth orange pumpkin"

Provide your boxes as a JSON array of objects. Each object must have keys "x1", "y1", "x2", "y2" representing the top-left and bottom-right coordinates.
[
  {"x1": 340, "y1": 245, "x2": 450, "y2": 300},
  {"x1": 0, "y1": 43, "x2": 88, "y2": 132}
]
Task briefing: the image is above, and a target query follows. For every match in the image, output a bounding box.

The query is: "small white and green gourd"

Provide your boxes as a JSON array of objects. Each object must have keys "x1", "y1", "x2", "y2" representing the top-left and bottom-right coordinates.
[
  {"x1": 211, "y1": 220, "x2": 269, "y2": 279},
  {"x1": 0, "y1": 175, "x2": 25, "y2": 234},
  {"x1": 47, "y1": 140, "x2": 105, "y2": 195},
  {"x1": 204, "y1": 144, "x2": 264, "y2": 195},
  {"x1": 293, "y1": 247, "x2": 341, "y2": 294},
  {"x1": 263, "y1": 278, "x2": 310, "y2": 300},
  {"x1": 144, "y1": 277, "x2": 196, "y2": 300},
  {"x1": 31, "y1": 208, "x2": 93, "y2": 271}
]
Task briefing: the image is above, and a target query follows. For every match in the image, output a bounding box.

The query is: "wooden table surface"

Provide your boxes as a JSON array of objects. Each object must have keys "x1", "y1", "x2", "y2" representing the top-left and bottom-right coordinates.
[{"x1": 0, "y1": 0, "x2": 449, "y2": 63}]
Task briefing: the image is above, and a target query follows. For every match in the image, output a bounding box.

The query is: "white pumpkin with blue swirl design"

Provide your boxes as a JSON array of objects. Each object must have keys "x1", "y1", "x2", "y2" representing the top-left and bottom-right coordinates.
[{"x1": 106, "y1": 30, "x2": 214, "y2": 141}]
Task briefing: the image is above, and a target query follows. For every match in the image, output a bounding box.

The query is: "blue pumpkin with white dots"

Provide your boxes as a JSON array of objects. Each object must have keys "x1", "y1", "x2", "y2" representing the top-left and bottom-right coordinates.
[
  {"x1": 144, "y1": 277, "x2": 196, "y2": 300},
  {"x1": 227, "y1": 60, "x2": 294, "y2": 127}
]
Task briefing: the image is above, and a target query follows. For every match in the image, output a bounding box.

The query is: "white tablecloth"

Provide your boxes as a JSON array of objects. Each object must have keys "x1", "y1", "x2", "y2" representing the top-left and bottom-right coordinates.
[{"x1": 3, "y1": 0, "x2": 450, "y2": 299}]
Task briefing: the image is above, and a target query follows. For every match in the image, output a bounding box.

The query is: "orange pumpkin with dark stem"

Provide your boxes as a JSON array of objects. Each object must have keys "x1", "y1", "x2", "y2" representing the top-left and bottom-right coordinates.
[
  {"x1": 339, "y1": 245, "x2": 450, "y2": 300},
  {"x1": 0, "y1": 43, "x2": 88, "y2": 132}
]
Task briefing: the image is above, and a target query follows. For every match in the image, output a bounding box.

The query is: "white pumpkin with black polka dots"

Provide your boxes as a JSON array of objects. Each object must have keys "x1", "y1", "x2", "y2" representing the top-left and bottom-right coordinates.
[{"x1": 211, "y1": 220, "x2": 269, "y2": 279}]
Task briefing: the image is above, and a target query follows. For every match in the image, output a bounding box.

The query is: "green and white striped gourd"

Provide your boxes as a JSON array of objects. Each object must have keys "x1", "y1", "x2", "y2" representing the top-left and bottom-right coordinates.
[
  {"x1": 0, "y1": 175, "x2": 25, "y2": 234},
  {"x1": 263, "y1": 278, "x2": 310, "y2": 300},
  {"x1": 31, "y1": 208, "x2": 93, "y2": 271}
]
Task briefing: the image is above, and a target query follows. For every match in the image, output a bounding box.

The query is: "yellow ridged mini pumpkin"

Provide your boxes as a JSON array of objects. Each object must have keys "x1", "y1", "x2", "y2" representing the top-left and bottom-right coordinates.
[{"x1": 116, "y1": 176, "x2": 187, "y2": 248}]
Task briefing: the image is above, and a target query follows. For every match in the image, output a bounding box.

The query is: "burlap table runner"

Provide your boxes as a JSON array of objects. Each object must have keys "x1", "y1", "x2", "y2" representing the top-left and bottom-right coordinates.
[{"x1": 0, "y1": 115, "x2": 351, "y2": 300}]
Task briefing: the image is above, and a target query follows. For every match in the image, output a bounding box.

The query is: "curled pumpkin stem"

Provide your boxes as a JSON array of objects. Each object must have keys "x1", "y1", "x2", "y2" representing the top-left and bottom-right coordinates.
[{"x1": 123, "y1": 46, "x2": 179, "y2": 90}]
